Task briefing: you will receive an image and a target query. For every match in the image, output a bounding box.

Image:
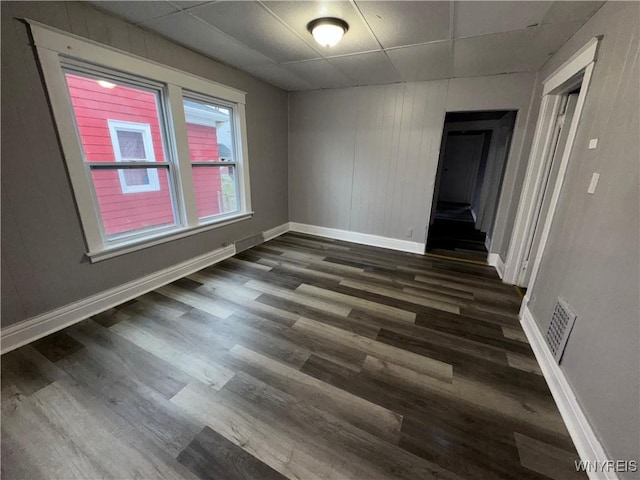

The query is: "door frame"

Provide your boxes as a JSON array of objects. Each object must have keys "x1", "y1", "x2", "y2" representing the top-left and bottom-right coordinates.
[{"x1": 504, "y1": 37, "x2": 601, "y2": 290}]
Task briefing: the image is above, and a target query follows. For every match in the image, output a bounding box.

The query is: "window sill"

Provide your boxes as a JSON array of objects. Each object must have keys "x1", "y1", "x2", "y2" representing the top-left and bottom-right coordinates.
[{"x1": 86, "y1": 211, "x2": 253, "y2": 263}]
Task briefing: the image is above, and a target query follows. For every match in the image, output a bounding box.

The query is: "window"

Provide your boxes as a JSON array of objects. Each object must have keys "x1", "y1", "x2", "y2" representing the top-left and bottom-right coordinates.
[
  {"x1": 107, "y1": 121, "x2": 160, "y2": 194},
  {"x1": 30, "y1": 21, "x2": 252, "y2": 261},
  {"x1": 183, "y1": 97, "x2": 239, "y2": 219}
]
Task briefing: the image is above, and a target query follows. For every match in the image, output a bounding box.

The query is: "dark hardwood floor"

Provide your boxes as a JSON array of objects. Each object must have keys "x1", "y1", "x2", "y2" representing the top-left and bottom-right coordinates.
[{"x1": 1, "y1": 232, "x2": 584, "y2": 480}]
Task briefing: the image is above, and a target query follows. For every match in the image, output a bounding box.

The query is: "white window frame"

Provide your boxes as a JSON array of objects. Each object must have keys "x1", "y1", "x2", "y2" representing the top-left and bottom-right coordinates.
[
  {"x1": 183, "y1": 94, "x2": 241, "y2": 219},
  {"x1": 27, "y1": 20, "x2": 253, "y2": 262},
  {"x1": 107, "y1": 120, "x2": 160, "y2": 194}
]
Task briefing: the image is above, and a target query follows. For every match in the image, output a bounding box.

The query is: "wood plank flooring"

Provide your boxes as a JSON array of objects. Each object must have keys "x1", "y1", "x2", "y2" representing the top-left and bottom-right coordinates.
[{"x1": 1, "y1": 232, "x2": 585, "y2": 480}]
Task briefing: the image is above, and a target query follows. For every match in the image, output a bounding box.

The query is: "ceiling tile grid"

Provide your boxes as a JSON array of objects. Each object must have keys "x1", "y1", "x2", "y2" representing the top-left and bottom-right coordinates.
[
  {"x1": 328, "y1": 51, "x2": 402, "y2": 86},
  {"x1": 386, "y1": 41, "x2": 452, "y2": 82},
  {"x1": 356, "y1": 1, "x2": 452, "y2": 48},
  {"x1": 188, "y1": 1, "x2": 321, "y2": 63},
  {"x1": 90, "y1": 0, "x2": 605, "y2": 92}
]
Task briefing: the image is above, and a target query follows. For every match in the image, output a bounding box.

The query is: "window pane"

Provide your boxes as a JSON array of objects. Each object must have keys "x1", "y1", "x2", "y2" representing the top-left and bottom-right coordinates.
[
  {"x1": 91, "y1": 167, "x2": 176, "y2": 237},
  {"x1": 116, "y1": 131, "x2": 146, "y2": 159},
  {"x1": 183, "y1": 98, "x2": 234, "y2": 162},
  {"x1": 193, "y1": 165, "x2": 238, "y2": 218},
  {"x1": 123, "y1": 168, "x2": 151, "y2": 186},
  {"x1": 64, "y1": 72, "x2": 167, "y2": 163}
]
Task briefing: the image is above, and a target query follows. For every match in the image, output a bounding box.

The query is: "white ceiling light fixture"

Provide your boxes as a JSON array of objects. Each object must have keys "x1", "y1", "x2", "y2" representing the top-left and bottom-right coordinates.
[{"x1": 307, "y1": 17, "x2": 349, "y2": 47}]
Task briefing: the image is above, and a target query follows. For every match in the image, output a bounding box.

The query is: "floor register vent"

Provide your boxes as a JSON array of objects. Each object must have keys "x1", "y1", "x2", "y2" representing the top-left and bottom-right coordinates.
[{"x1": 545, "y1": 298, "x2": 577, "y2": 364}]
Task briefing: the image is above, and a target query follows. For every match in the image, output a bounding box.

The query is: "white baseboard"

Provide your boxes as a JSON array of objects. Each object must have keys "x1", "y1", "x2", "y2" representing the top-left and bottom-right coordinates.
[
  {"x1": 1, "y1": 221, "x2": 422, "y2": 353},
  {"x1": 289, "y1": 222, "x2": 425, "y2": 254},
  {"x1": 263, "y1": 222, "x2": 290, "y2": 241},
  {"x1": 487, "y1": 253, "x2": 505, "y2": 279},
  {"x1": 0, "y1": 244, "x2": 236, "y2": 354},
  {"x1": 520, "y1": 303, "x2": 617, "y2": 480}
]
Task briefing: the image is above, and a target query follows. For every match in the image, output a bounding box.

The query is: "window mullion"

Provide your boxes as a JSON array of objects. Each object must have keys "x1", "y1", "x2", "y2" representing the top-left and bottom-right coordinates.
[
  {"x1": 89, "y1": 162, "x2": 171, "y2": 168},
  {"x1": 191, "y1": 161, "x2": 237, "y2": 167},
  {"x1": 167, "y1": 84, "x2": 198, "y2": 227}
]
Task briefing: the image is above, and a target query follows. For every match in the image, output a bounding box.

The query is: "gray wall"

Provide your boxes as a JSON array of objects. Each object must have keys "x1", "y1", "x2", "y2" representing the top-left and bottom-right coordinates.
[
  {"x1": 527, "y1": 1, "x2": 639, "y2": 472},
  {"x1": 289, "y1": 81, "x2": 449, "y2": 243},
  {"x1": 289, "y1": 72, "x2": 536, "y2": 251},
  {"x1": 1, "y1": 1, "x2": 289, "y2": 327}
]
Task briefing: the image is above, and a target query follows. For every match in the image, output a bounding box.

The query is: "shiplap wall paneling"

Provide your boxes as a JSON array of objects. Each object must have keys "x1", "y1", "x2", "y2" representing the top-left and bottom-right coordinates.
[
  {"x1": 289, "y1": 74, "x2": 536, "y2": 252},
  {"x1": 351, "y1": 82, "x2": 448, "y2": 243},
  {"x1": 288, "y1": 88, "x2": 357, "y2": 231},
  {"x1": 289, "y1": 81, "x2": 448, "y2": 244}
]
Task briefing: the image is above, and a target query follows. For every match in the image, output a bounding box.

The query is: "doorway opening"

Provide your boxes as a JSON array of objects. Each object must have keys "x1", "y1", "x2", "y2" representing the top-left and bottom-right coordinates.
[{"x1": 427, "y1": 110, "x2": 517, "y2": 262}]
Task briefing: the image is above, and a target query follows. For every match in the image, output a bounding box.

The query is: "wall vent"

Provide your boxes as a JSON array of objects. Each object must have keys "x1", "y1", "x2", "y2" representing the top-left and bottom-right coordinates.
[
  {"x1": 235, "y1": 233, "x2": 264, "y2": 253},
  {"x1": 545, "y1": 298, "x2": 577, "y2": 363}
]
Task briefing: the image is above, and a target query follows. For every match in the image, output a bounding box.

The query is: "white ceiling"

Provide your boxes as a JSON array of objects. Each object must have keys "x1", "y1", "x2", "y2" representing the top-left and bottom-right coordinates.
[{"x1": 91, "y1": 0, "x2": 604, "y2": 91}]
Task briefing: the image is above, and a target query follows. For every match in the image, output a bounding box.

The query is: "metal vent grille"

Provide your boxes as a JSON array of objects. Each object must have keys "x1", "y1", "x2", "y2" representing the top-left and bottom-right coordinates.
[
  {"x1": 545, "y1": 298, "x2": 577, "y2": 363},
  {"x1": 235, "y1": 233, "x2": 264, "y2": 253}
]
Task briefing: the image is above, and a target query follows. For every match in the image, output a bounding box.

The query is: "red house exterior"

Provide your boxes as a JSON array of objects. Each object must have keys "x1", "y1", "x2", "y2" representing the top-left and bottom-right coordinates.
[{"x1": 66, "y1": 73, "x2": 227, "y2": 237}]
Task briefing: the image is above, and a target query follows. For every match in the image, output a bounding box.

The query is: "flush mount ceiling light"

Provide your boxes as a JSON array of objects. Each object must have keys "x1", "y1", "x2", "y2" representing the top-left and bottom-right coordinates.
[{"x1": 307, "y1": 17, "x2": 349, "y2": 47}]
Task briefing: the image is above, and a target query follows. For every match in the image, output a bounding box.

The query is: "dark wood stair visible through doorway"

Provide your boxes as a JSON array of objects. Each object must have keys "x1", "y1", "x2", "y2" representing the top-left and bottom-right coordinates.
[{"x1": 427, "y1": 201, "x2": 488, "y2": 263}]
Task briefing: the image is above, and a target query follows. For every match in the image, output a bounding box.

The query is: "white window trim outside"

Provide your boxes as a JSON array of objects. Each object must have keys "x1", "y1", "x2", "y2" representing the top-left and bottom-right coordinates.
[
  {"x1": 107, "y1": 120, "x2": 160, "y2": 194},
  {"x1": 27, "y1": 19, "x2": 253, "y2": 262}
]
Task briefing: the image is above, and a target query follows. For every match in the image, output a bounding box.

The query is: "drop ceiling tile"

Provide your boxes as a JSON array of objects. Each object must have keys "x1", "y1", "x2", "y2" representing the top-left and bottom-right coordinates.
[
  {"x1": 244, "y1": 64, "x2": 315, "y2": 91},
  {"x1": 91, "y1": 1, "x2": 179, "y2": 24},
  {"x1": 386, "y1": 41, "x2": 451, "y2": 82},
  {"x1": 328, "y1": 51, "x2": 401, "y2": 86},
  {"x1": 453, "y1": 29, "x2": 534, "y2": 77},
  {"x1": 189, "y1": 1, "x2": 320, "y2": 63},
  {"x1": 356, "y1": 1, "x2": 450, "y2": 48},
  {"x1": 283, "y1": 59, "x2": 353, "y2": 89},
  {"x1": 142, "y1": 12, "x2": 274, "y2": 68},
  {"x1": 525, "y1": 21, "x2": 585, "y2": 67},
  {"x1": 541, "y1": 1, "x2": 604, "y2": 24},
  {"x1": 454, "y1": 1, "x2": 553, "y2": 38},
  {"x1": 262, "y1": 1, "x2": 379, "y2": 57},
  {"x1": 170, "y1": 1, "x2": 215, "y2": 10}
]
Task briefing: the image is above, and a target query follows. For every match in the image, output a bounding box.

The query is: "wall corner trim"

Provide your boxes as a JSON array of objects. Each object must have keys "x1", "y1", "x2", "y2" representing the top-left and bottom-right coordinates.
[
  {"x1": 520, "y1": 304, "x2": 617, "y2": 480},
  {"x1": 0, "y1": 244, "x2": 236, "y2": 355},
  {"x1": 263, "y1": 222, "x2": 291, "y2": 241},
  {"x1": 289, "y1": 222, "x2": 425, "y2": 254},
  {"x1": 487, "y1": 253, "x2": 505, "y2": 279}
]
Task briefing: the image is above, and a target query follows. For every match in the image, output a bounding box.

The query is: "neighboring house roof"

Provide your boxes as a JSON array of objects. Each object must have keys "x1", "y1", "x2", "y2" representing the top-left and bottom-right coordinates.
[
  {"x1": 218, "y1": 144, "x2": 232, "y2": 158},
  {"x1": 184, "y1": 100, "x2": 229, "y2": 126}
]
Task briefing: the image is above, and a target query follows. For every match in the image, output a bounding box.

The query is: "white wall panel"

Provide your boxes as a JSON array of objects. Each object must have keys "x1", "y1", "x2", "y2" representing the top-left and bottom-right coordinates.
[
  {"x1": 289, "y1": 88, "x2": 358, "y2": 230},
  {"x1": 289, "y1": 74, "x2": 535, "y2": 250},
  {"x1": 289, "y1": 81, "x2": 447, "y2": 244}
]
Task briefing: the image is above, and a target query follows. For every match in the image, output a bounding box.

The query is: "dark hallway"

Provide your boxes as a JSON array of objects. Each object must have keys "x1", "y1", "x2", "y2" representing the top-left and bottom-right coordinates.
[
  {"x1": 427, "y1": 111, "x2": 516, "y2": 261},
  {"x1": 427, "y1": 201, "x2": 488, "y2": 260}
]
